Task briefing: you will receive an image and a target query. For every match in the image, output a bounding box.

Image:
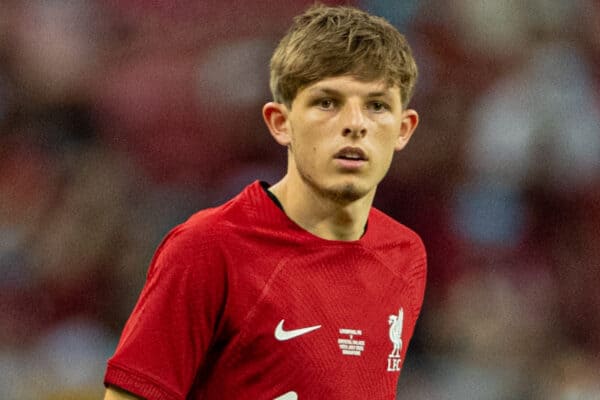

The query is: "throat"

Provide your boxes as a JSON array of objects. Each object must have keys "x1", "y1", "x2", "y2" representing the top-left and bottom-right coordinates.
[
  {"x1": 312, "y1": 215, "x2": 367, "y2": 241},
  {"x1": 269, "y1": 178, "x2": 370, "y2": 241}
]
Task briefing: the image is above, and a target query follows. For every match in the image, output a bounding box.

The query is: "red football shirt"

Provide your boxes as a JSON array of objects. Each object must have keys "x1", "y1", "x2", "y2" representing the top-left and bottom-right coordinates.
[{"x1": 105, "y1": 181, "x2": 427, "y2": 399}]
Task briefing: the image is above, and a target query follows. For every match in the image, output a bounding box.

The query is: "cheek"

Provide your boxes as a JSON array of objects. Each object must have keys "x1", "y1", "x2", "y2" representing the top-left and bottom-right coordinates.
[
  {"x1": 375, "y1": 136, "x2": 399, "y2": 166},
  {"x1": 291, "y1": 121, "x2": 323, "y2": 153},
  {"x1": 378, "y1": 122, "x2": 402, "y2": 149}
]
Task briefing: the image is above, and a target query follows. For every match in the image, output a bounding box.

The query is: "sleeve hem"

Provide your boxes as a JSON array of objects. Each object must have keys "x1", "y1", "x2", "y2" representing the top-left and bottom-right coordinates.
[{"x1": 104, "y1": 362, "x2": 181, "y2": 400}]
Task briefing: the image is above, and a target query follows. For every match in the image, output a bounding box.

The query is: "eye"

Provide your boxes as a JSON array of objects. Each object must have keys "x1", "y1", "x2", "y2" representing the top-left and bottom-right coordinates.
[
  {"x1": 368, "y1": 101, "x2": 388, "y2": 112},
  {"x1": 317, "y1": 98, "x2": 336, "y2": 110}
]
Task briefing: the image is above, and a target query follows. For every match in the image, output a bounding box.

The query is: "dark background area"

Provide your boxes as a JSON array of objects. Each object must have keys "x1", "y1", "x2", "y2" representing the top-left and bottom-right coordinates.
[{"x1": 1, "y1": 1, "x2": 599, "y2": 398}]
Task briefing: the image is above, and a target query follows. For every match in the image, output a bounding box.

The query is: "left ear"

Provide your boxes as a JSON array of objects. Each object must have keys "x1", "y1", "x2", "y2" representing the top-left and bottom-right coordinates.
[{"x1": 395, "y1": 109, "x2": 419, "y2": 152}]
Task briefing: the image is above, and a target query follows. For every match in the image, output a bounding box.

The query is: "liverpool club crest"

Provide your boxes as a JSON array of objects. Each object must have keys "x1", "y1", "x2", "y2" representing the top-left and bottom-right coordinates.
[{"x1": 387, "y1": 308, "x2": 403, "y2": 371}]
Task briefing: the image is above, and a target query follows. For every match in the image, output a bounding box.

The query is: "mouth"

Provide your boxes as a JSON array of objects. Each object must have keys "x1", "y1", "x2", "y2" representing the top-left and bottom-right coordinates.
[{"x1": 334, "y1": 147, "x2": 368, "y2": 162}]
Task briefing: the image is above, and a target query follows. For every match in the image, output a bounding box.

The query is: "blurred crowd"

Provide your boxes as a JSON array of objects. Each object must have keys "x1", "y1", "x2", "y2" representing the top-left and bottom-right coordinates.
[{"x1": 1, "y1": 1, "x2": 599, "y2": 398}]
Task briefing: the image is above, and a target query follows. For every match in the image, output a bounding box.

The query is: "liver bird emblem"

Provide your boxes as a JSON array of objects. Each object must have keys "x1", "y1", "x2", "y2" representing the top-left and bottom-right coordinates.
[{"x1": 388, "y1": 308, "x2": 403, "y2": 358}]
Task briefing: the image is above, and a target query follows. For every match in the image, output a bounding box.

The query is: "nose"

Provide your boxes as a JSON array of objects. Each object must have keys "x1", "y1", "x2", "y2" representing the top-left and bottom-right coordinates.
[{"x1": 341, "y1": 101, "x2": 367, "y2": 138}]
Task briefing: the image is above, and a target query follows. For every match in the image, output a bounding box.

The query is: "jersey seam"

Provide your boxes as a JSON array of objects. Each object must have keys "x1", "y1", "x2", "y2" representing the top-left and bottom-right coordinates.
[
  {"x1": 221, "y1": 253, "x2": 297, "y2": 367},
  {"x1": 357, "y1": 242, "x2": 426, "y2": 318}
]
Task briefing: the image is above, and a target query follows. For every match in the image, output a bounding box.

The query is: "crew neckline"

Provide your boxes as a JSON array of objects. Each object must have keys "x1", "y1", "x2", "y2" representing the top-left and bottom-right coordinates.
[{"x1": 256, "y1": 180, "x2": 370, "y2": 244}]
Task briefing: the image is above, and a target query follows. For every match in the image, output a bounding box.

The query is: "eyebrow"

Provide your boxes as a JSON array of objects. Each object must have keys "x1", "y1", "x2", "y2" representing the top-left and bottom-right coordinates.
[{"x1": 308, "y1": 87, "x2": 394, "y2": 100}]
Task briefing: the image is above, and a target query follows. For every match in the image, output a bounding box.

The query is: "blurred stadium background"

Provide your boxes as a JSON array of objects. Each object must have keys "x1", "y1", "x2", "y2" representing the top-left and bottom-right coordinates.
[{"x1": 1, "y1": 0, "x2": 599, "y2": 398}]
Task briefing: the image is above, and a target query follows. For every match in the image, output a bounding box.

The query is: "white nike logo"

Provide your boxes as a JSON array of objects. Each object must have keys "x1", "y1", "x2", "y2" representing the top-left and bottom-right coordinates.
[
  {"x1": 274, "y1": 319, "x2": 321, "y2": 341},
  {"x1": 274, "y1": 391, "x2": 298, "y2": 400}
]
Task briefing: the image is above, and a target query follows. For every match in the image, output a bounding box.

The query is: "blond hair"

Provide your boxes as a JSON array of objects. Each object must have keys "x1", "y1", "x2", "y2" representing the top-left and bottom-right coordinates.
[{"x1": 269, "y1": 4, "x2": 418, "y2": 108}]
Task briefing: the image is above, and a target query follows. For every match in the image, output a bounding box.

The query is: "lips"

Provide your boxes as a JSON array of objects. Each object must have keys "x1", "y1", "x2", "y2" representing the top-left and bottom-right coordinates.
[{"x1": 334, "y1": 146, "x2": 368, "y2": 161}]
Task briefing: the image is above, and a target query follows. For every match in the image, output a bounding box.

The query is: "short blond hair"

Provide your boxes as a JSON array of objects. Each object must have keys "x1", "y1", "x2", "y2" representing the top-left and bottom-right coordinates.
[{"x1": 269, "y1": 4, "x2": 418, "y2": 108}]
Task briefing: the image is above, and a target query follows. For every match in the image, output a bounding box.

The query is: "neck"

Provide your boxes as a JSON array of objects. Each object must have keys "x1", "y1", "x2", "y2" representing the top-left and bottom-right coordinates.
[{"x1": 269, "y1": 175, "x2": 374, "y2": 241}]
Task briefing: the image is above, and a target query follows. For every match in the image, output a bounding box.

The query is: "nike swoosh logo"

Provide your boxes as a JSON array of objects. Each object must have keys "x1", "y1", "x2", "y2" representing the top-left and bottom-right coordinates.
[
  {"x1": 274, "y1": 391, "x2": 298, "y2": 400},
  {"x1": 274, "y1": 319, "x2": 321, "y2": 341}
]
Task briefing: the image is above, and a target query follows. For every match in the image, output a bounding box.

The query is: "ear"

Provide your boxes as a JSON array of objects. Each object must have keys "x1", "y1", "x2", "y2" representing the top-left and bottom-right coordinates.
[
  {"x1": 395, "y1": 109, "x2": 419, "y2": 152},
  {"x1": 262, "y1": 102, "x2": 291, "y2": 147}
]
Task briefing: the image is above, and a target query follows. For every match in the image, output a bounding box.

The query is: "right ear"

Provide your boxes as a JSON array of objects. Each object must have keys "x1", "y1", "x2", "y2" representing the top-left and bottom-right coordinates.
[{"x1": 262, "y1": 102, "x2": 291, "y2": 147}]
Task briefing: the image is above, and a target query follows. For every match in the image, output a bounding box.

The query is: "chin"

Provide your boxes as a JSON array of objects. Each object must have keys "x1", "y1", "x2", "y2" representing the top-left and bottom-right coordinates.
[
  {"x1": 298, "y1": 167, "x2": 374, "y2": 204},
  {"x1": 323, "y1": 180, "x2": 371, "y2": 203}
]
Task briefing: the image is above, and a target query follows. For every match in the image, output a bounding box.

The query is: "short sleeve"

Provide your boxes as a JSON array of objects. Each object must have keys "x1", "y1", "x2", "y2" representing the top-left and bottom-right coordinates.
[{"x1": 104, "y1": 225, "x2": 227, "y2": 400}]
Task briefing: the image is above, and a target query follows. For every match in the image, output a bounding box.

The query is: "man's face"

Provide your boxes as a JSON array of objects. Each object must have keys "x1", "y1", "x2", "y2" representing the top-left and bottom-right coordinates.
[{"x1": 282, "y1": 75, "x2": 417, "y2": 203}]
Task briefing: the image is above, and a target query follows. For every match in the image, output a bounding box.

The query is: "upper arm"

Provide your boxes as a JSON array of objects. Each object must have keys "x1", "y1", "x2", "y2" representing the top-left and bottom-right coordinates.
[
  {"x1": 104, "y1": 386, "x2": 144, "y2": 400},
  {"x1": 104, "y1": 227, "x2": 229, "y2": 399}
]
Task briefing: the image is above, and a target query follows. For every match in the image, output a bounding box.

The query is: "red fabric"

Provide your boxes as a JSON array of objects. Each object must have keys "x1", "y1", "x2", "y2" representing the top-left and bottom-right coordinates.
[{"x1": 105, "y1": 181, "x2": 427, "y2": 399}]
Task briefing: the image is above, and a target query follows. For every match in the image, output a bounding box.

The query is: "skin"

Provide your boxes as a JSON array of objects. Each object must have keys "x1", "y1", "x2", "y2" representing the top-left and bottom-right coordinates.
[
  {"x1": 263, "y1": 75, "x2": 419, "y2": 241},
  {"x1": 104, "y1": 75, "x2": 419, "y2": 400},
  {"x1": 104, "y1": 386, "x2": 142, "y2": 400}
]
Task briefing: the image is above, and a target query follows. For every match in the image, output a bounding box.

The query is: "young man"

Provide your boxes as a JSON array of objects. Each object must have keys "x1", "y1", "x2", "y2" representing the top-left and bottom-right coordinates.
[{"x1": 104, "y1": 5, "x2": 425, "y2": 400}]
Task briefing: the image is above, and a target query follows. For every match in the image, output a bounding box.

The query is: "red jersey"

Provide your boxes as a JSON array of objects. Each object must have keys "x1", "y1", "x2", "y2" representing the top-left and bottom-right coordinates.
[{"x1": 105, "y1": 181, "x2": 427, "y2": 399}]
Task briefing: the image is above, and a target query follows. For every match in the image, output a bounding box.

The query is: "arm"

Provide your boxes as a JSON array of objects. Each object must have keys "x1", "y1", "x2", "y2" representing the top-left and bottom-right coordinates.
[{"x1": 104, "y1": 386, "x2": 143, "y2": 400}]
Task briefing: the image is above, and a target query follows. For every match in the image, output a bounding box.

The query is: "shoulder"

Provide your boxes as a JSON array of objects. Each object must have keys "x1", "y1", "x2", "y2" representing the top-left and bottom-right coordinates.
[
  {"x1": 365, "y1": 208, "x2": 427, "y2": 284},
  {"x1": 368, "y1": 208, "x2": 426, "y2": 254},
  {"x1": 368, "y1": 208, "x2": 427, "y2": 311},
  {"x1": 165, "y1": 181, "x2": 263, "y2": 247},
  {"x1": 149, "y1": 184, "x2": 262, "y2": 275}
]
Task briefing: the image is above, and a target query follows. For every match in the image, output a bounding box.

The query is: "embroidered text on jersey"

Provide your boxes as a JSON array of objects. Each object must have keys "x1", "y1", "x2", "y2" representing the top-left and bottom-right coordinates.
[
  {"x1": 337, "y1": 328, "x2": 365, "y2": 356},
  {"x1": 387, "y1": 308, "x2": 404, "y2": 371},
  {"x1": 274, "y1": 320, "x2": 321, "y2": 341}
]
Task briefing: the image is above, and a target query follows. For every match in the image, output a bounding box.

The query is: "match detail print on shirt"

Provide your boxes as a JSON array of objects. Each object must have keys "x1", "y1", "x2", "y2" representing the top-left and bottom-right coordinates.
[{"x1": 337, "y1": 328, "x2": 365, "y2": 356}]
